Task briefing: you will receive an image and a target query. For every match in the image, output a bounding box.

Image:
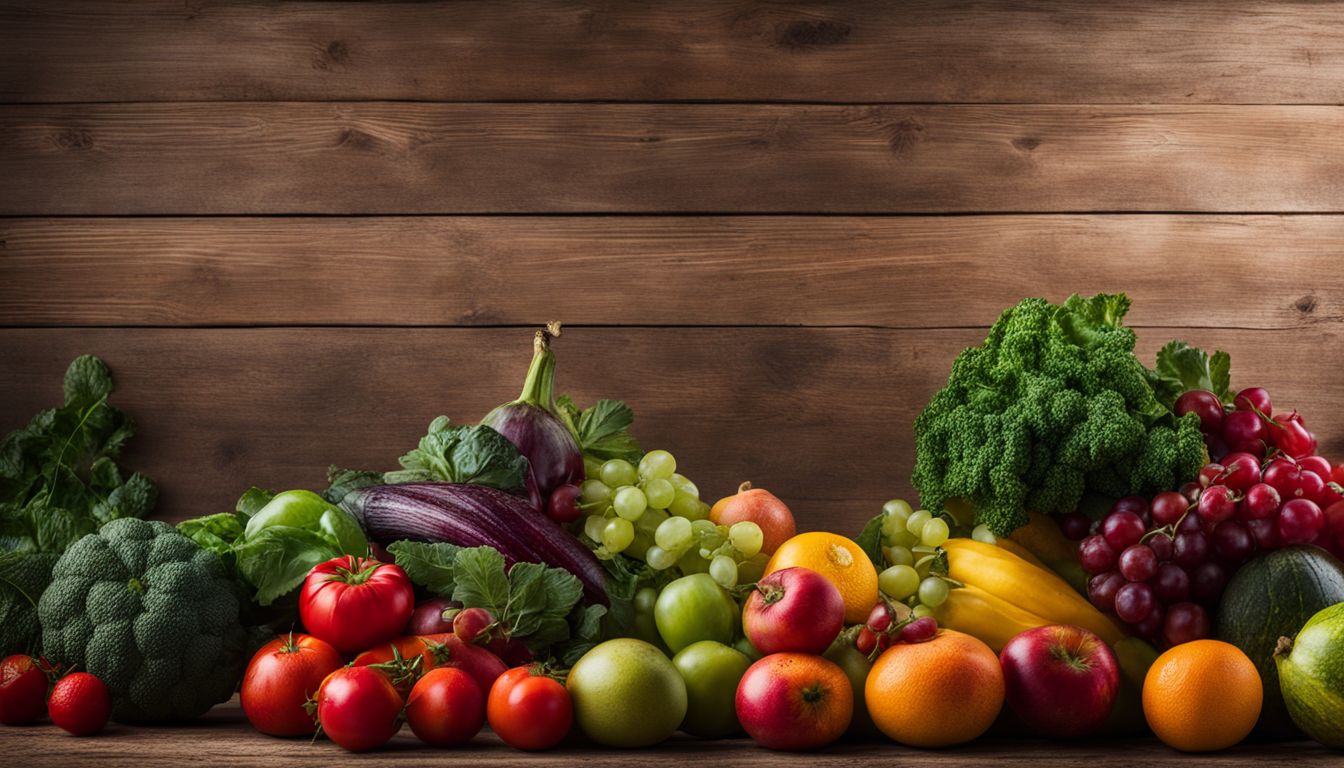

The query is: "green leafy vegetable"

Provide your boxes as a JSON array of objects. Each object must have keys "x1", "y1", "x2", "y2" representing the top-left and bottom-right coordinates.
[
  {"x1": 323, "y1": 418, "x2": 530, "y2": 503},
  {"x1": 912, "y1": 294, "x2": 1210, "y2": 537},
  {"x1": 1148, "y1": 340, "x2": 1233, "y2": 410},
  {"x1": 556, "y1": 396, "x2": 641, "y2": 463},
  {"x1": 388, "y1": 541, "x2": 589, "y2": 659},
  {"x1": 0, "y1": 355, "x2": 156, "y2": 654},
  {"x1": 854, "y1": 513, "x2": 886, "y2": 572},
  {"x1": 176, "y1": 487, "x2": 366, "y2": 607},
  {"x1": 383, "y1": 417, "x2": 529, "y2": 492}
]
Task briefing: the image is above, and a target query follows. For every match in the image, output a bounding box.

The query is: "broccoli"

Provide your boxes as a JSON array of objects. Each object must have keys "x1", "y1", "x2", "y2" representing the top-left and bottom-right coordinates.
[
  {"x1": 38, "y1": 518, "x2": 248, "y2": 722},
  {"x1": 912, "y1": 294, "x2": 1208, "y2": 536}
]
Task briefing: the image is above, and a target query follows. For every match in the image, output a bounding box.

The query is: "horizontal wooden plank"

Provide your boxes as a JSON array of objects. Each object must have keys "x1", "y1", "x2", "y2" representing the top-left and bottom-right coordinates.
[
  {"x1": 3, "y1": 1, "x2": 1344, "y2": 104},
  {"x1": 0, "y1": 698, "x2": 1334, "y2": 767},
  {"x1": 3, "y1": 104, "x2": 1342, "y2": 215},
  {"x1": 1, "y1": 215, "x2": 1341, "y2": 329},
  {"x1": 1, "y1": 326, "x2": 1341, "y2": 537}
]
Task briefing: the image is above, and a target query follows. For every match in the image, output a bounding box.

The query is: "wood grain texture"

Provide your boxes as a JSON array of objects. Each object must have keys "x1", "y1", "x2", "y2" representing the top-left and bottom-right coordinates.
[
  {"x1": 2, "y1": 215, "x2": 1341, "y2": 329},
  {"x1": 3, "y1": 104, "x2": 1343, "y2": 215},
  {"x1": 2, "y1": 326, "x2": 1341, "y2": 536},
  {"x1": 0, "y1": 698, "x2": 1337, "y2": 767},
  {"x1": 4, "y1": 1, "x2": 1344, "y2": 104}
]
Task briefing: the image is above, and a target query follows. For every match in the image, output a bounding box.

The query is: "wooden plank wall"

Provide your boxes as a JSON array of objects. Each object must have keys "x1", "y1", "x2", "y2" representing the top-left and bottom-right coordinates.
[{"x1": 1, "y1": 1, "x2": 1342, "y2": 535}]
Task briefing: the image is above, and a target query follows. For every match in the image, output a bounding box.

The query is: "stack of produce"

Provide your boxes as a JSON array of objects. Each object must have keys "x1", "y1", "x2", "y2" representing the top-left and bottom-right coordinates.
[{"x1": 2, "y1": 303, "x2": 1344, "y2": 758}]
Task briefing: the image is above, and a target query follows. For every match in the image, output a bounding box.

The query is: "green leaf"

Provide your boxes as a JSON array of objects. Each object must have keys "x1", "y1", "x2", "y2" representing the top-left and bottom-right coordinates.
[
  {"x1": 235, "y1": 525, "x2": 342, "y2": 606},
  {"x1": 387, "y1": 540, "x2": 462, "y2": 597},
  {"x1": 0, "y1": 551, "x2": 58, "y2": 655},
  {"x1": 559, "y1": 397, "x2": 641, "y2": 462},
  {"x1": 322, "y1": 468, "x2": 383, "y2": 506},
  {"x1": 103, "y1": 472, "x2": 157, "y2": 521},
  {"x1": 559, "y1": 604, "x2": 608, "y2": 665},
  {"x1": 505, "y1": 561, "x2": 583, "y2": 640},
  {"x1": 1053, "y1": 293, "x2": 1132, "y2": 348},
  {"x1": 1149, "y1": 340, "x2": 1234, "y2": 409},
  {"x1": 177, "y1": 513, "x2": 246, "y2": 566},
  {"x1": 855, "y1": 513, "x2": 886, "y2": 572},
  {"x1": 235, "y1": 487, "x2": 277, "y2": 518},
  {"x1": 386, "y1": 420, "x2": 529, "y2": 493},
  {"x1": 449, "y1": 547, "x2": 511, "y2": 615},
  {"x1": 62, "y1": 355, "x2": 113, "y2": 406}
]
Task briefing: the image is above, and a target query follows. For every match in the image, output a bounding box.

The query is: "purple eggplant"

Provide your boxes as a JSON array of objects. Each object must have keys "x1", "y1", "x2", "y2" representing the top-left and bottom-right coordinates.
[
  {"x1": 341, "y1": 481, "x2": 607, "y2": 605},
  {"x1": 481, "y1": 322, "x2": 584, "y2": 508}
]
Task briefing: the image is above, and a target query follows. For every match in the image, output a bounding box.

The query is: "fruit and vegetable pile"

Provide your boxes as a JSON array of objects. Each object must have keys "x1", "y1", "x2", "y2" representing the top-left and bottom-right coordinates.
[{"x1": 4, "y1": 300, "x2": 1344, "y2": 756}]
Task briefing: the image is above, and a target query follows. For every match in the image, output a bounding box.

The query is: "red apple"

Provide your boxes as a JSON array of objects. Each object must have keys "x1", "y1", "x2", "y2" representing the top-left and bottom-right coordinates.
[
  {"x1": 735, "y1": 653, "x2": 853, "y2": 750},
  {"x1": 743, "y1": 567, "x2": 844, "y2": 655},
  {"x1": 999, "y1": 625, "x2": 1120, "y2": 739}
]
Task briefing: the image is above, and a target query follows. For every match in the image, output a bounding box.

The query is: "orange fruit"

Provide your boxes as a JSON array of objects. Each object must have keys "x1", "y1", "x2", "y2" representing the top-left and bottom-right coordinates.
[
  {"x1": 865, "y1": 629, "x2": 1004, "y2": 747},
  {"x1": 1142, "y1": 639, "x2": 1262, "y2": 752},
  {"x1": 710, "y1": 482, "x2": 797, "y2": 556},
  {"x1": 765, "y1": 532, "x2": 878, "y2": 624}
]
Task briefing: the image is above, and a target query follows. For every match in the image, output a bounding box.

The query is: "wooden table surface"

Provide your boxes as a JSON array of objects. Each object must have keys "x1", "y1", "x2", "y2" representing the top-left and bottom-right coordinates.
[{"x1": 1, "y1": 697, "x2": 1339, "y2": 767}]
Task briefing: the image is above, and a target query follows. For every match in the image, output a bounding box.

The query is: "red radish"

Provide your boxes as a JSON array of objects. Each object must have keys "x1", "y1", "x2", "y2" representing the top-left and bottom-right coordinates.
[{"x1": 407, "y1": 597, "x2": 461, "y2": 636}]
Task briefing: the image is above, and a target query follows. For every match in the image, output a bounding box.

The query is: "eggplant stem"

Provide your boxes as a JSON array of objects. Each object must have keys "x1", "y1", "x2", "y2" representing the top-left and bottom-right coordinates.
[{"x1": 518, "y1": 324, "x2": 559, "y2": 406}]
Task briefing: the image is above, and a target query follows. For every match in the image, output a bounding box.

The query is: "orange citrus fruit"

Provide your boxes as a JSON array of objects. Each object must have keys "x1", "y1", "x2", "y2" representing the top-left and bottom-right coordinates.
[
  {"x1": 765, "y1": 532, "x2": 878, "y2": 625},
  {"x1": 865, "y1": 629, "x2": 1004, "y2": 747},
  {"x1": 710, "y1": 482, "x2": 797, "y2": 556},
  {"x1": 1142, "y1": 639, "x2": 1262, "y2": 752}
]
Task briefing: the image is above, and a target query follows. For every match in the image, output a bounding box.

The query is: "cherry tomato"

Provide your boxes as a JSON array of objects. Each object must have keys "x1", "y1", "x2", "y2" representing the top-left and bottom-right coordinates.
[
  {"x1": 0, "y1": 655, "x2": 49, "y2": 725},
  {"x1": 299, "y1": 556, "x2": 415, "y2": 655},
  {"x1": 315, "y1": 666, "x2": 403, "y2": 752},
  {"x1": 48, "y1": 673, "x2": 110, "y2": 736},
  {"x1": 240, "y1": 634, "x2": 344, "y2": 736},
  {"x1": 406, "y1": 667, "x2": 485, "y2": 747},
  {"x1": 487, "y1": 666, "x2": 572, "y2": 750}
]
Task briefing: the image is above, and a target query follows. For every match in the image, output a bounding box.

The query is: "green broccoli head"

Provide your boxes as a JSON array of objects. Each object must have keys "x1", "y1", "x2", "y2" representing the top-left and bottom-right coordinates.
[
  {"x1": 912, "y1": 294, "x2": 1210, "y2": 536},
  {"x1": 38, "y1": 518, "x2": 247, "y2": 722}
]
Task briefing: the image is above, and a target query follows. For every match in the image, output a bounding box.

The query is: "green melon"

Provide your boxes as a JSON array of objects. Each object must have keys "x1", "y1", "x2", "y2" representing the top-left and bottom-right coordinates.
[
  {"x1": 1276, "y1": 602, "x2": 1344, "y2": 747},
  {"x1": 1215, "y1": 546, "x2": 1344, "y2": 736}
]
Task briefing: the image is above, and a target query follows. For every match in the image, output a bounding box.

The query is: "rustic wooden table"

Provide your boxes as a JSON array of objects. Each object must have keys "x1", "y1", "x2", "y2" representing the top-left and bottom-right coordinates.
[{"x1": 1, "y1": 697, "x2": 1338, "y2": 767}]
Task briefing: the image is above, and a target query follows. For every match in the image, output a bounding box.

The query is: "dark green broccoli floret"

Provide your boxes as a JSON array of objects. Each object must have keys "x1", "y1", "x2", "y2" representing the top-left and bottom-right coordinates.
[
  {"x1": 38, "y1": 518, "x2": 247, "y2": 722},
  {"x1": 913, "y1": 294, "x2": 1208, "y2": 536}
]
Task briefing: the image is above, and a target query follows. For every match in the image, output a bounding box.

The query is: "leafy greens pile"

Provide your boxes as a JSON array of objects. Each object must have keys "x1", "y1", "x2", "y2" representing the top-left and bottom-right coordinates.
[
  {"x1": 0, "y1": 356, "x2": 157, "y2": 654},
  {"x1": 912, "y1": 294, "x2": 1214, "y2": 536},
  {"x1": 389, "y1": 542, "x2": 606, "y2": 664},
  {"x1": 322, "y1": 398, "x2": 642, "y2": 662}
]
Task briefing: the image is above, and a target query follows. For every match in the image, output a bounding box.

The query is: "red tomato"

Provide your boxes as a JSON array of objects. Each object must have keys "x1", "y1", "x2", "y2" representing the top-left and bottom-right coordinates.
[
  {"x1": 487, "y1": 666, "x2": 572, "y2": 751},
  {"x1": 315, "y1": 666, "x2": 403, "y2": 752},
  {"x1": 48, "y1": 673, "x2": 110, "y2": 736},
  {"x1": 240, "y1": 634, "x2": 344, "y2": 736},
  {"x1": 299, "y1": 556, "x2": 415, "y2": 655},
  {"x1": 405, "y1": 667, "x2": 485, "y2": 747},
  {"x1": 0, "y1": 655, "x2": 49, "y2": 725}
]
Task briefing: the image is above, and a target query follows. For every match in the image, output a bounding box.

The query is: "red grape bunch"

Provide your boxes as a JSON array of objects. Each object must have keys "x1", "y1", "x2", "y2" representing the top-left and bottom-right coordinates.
[{"x1": 1063, "y1": 386, "x2": 1344, "y2": 649}]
